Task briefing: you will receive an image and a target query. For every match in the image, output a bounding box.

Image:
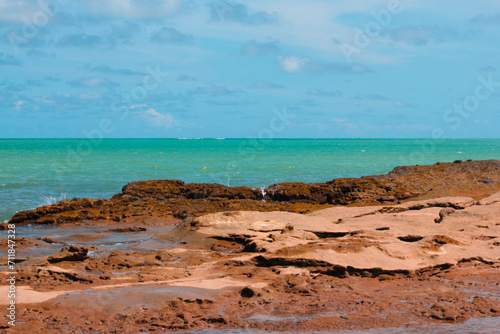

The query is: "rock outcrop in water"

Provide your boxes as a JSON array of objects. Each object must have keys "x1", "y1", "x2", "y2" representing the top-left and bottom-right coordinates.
[{"x1": 9, "y1": 159, "x2": 500, "y2": 226}]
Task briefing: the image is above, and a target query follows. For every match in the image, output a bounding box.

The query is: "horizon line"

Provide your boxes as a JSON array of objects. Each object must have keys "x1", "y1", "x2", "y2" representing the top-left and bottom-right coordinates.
[{"x1": 1, "y1": 137, "x2": 500, "y2": 140}]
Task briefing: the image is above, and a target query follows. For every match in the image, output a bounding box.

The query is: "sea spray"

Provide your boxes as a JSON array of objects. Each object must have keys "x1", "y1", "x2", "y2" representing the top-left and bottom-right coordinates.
[
  {"x1": 259, "y1": 187, "x2": 267, "y2": 202},
  {"x1": 40, "y1": 193, "x2": 69, "y2": 207}
]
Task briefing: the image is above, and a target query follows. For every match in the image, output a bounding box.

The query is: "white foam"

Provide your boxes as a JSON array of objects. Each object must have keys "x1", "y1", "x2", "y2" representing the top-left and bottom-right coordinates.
[
  {"x1": 259, "y1": 187, "x2": 267, "y2": 202},
  {"x1": 40, "y1": 193, "x2": 69, "y2": 207}
]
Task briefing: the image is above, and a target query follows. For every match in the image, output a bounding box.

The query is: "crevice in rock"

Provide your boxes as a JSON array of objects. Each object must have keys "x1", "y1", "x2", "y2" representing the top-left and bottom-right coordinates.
[
  {"x1": 368, "y1": 201, "x2": 471, "y2": 217},
  {"x1": 320, "y1": 266, "x2": 411, "y2": 279},
  {"x1": 457, "y1": 257, "x2": 497, "y2": 265},
  {"x1": 398, "y1": 235, "x2": 424, "y2": 242},
  {"x1": 253, "y1": 256, "x2": 410, "y2": 278},
  {"x1": 253, "y1": 255, "x2": 331, "y2": 269},
  {"x1": 415, "y1": 263, "x2": 454, "y2": 277},
  {"x1": 210, "y1": 235, "x2": 252, "y2": 245},
  {"x1": 307, "y1": 231, "x2": 361, "y2": 239},
  {"x1": 248, "y1": 228, "x2": 283, "y2": 233}
]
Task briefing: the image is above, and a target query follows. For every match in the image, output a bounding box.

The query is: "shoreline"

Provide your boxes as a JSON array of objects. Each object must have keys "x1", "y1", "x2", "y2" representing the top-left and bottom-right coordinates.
[
  {"x1": 8, "y1": 159, "x2": 500, "y2": 226},
  {"x1": 1, "y1": 159, "x2": 499, "y2": 332},
  {"x1": 2, "y1": 139, "x2": 499, "y2": 224}
]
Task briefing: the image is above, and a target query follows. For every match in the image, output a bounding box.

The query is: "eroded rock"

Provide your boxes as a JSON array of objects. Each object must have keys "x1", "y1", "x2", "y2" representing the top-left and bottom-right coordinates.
[
  {"x1": 9, "y1": 160, "x2": 500, "y2": 226},
  {"x1": 48, "y1": 246, "x2": 93, "y2": 263},
  {"x1": 3, "y1": 160, "x2": 500, "y2": 333}
]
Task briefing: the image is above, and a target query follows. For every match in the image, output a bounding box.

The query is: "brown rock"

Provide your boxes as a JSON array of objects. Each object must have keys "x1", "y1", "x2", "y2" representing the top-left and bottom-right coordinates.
[
  {"x1": 435, "y1": 208, "x2": 455, "y2": 223},
  {"x1": 204, "y1": 315, "x2": 229, "y2": 324},
  {"x1": 48, "y1": 246, "x2": 92, "y2": 263},
  {"x1": 240, "y1": 287, "x2": 256, "y2": 298},
  {"x1": 38, "y1": 237, "x2": 61, "y2": 244},
  {"x1": 9, "y1": 160, "x2": 500, "y2": 226},
  {"x1": 0, "y1": 237, "x2": 40, "y2": 249},
  {"x1": 469, "y1": 296, "x2": 500, "y2": 314},
  {"x1": 425, "y1": 301, "x2": 462, "y2": 321}
]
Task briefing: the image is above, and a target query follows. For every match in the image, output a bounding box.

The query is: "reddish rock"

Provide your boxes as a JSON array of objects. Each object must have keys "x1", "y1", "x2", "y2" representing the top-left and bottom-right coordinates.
[
  {"x1": 8, "y1": 160, "x2": 500, "y2": 226},
  {"x1": 48, "y1": 246, "x2": 93, "y2": 263},
  {"x1": 425, "y1": 301, "x2": 463, "y2": 321},
  {"x1": 0, "y1": 237, "x2": 41, "y2": 249}
]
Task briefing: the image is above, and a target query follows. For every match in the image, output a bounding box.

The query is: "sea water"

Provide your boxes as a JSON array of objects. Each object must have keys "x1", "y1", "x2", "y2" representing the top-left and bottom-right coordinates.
[{"x1": 1, "y1": 138, "x2": 499, "y2": 222}]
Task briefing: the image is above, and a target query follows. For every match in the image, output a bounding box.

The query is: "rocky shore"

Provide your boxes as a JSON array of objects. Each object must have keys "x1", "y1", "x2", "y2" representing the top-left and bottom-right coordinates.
[
  {"x1": 8, "y1": 159, "x2": 500, "y2": 226},
  {"x1": 1, "y1": 159, "x2": 500, "y2": 332}
]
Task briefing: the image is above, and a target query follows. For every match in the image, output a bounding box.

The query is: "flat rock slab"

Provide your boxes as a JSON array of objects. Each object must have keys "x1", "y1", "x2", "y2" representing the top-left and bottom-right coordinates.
[{"x1": 183, "y1": 193, "x2": 500, "y2": 272}]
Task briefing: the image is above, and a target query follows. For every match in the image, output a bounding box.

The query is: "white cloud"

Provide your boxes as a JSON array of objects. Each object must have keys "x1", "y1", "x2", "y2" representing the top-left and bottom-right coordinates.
[
  {"x1": 189, "y1": 83, "x2": 238, "y2": 96},
  {"x1": 277, "y1": 55, "x2": 371, "y2": 74},
  {"x1": 278, "y1": 55, "x2": 309, "y2": 73},
  {"x1": 395, "y1": 101, "x2": 413, "y2": 108},
  {"x1": 78, "y1": 92, "x2": 102, "y2": 100},
  {"x1": 308, "y1": 88, "x2": 342, "y2": 97},
  {"x1": 249, "y1": 81, "x2": 283, "y2": 89},
  {"x1": 381, "y1": 25, "x2": 460, "y2": 46},
  {"x1": 330, "y1": 118, "x2": 348, "y2": 123},
  {"x1": 208, "y1": 0, "x2": 278, "y2": 25},
  {"x1": 69, "y1": 77, "x2": 118, "y2": 88},
  {"x1": 238, "y1": 39, "x2": 280, "y2": 57},
  {"x1": 470, "y1": 12, "x2": 500, "y2": 25},
  {"x1": 151, "y1": 27, "x2": 194, "y2": 45},
  {"x1": 140, "y1": 108, "x2": 177, "y2": 129},
  {"x1": 84, "y1": 0, "x2": 186, "y2": 18},
  {"x1": 130, "y1": 104, "x2": 149, "y2": 110},
  {"x1": 14, "y1": 100, "x2": 25, "y2": 111},
  {"x1": 0, "y1": 0, "x2": 42, "y2": 23},
  {"x1": 328, "y1": 118, "x2": 361, "y2": 134},
  {"x1": 0, "y1": 52, "x2": 21, "y2": 66}
]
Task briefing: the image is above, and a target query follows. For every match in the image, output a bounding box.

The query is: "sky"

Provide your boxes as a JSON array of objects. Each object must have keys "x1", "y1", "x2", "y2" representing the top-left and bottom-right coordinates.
[{"x1": 0, "y1": 0, "x2": 499, "y2": 138}]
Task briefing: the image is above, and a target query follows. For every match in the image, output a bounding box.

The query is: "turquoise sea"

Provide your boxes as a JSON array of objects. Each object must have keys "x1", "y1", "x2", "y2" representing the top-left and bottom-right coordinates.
[{"x1": 1, "y1": 138, "x2": 499, "y2": 222}]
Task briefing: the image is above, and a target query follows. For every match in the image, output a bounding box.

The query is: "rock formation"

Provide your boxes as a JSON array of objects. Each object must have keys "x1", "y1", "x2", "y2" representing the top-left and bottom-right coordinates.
[
  {"x1": 1, "y1": 160, "x2": 499, "y2": 332},
  {"x1": 9, "y1": 159, "x2": 500, "y2": 226}
]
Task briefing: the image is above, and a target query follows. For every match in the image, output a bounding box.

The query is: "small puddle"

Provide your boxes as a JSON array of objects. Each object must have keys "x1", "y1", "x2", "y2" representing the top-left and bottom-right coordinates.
[
  {"x1": 177, "y1": 316, "x2": 500, "y2": 333},
  {"x1": 0, "y1": 224, "x2": 177, "y2": 258},
  {"x1": 247, "y1": 312, "x2": 346, "y2": 323},
  {"x1": 248, "y1": 315, "x2": 314, "y2": 323},
  {"x1": 52, "y1": 284, "x2": 222, "y2": 312},
  {"x1": 111, "y1": 270, "x2": 140, "y2": 276},
  {"x1": 462, "y1": 289, "x2": 500, "y2": 301}
]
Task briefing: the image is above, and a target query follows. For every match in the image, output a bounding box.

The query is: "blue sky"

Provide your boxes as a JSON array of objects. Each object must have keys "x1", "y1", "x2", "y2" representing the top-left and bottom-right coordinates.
[{"x1": 1, "y1": 0, "x2": 499, "y2": 138}]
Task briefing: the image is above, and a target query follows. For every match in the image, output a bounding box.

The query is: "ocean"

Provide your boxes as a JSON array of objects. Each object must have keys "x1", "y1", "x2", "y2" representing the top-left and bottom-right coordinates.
[{"x1": 1, "y1": 138, "x2": 499, "y2": 222}]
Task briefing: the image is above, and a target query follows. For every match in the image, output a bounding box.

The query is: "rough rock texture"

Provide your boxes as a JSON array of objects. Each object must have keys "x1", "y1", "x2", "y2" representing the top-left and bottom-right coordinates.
[
  {"x1": 115, "y1": 159, "x2": 500, "y2": 205},
  {"x1": 1, "y1": 192, "x2": 500, "y2": 332},
  {"x1": 47, "y1": 246, "x2": 93, "y2": 263},
  {"x1": 187, "y1": 194, "x2": 499, "y2": 272},
  {"x1": 8, "y1": 160, "x2": 500, "y2": 226},
  {"x1": 1, "y1": 160, "x2": 500, "y2": 332}
]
